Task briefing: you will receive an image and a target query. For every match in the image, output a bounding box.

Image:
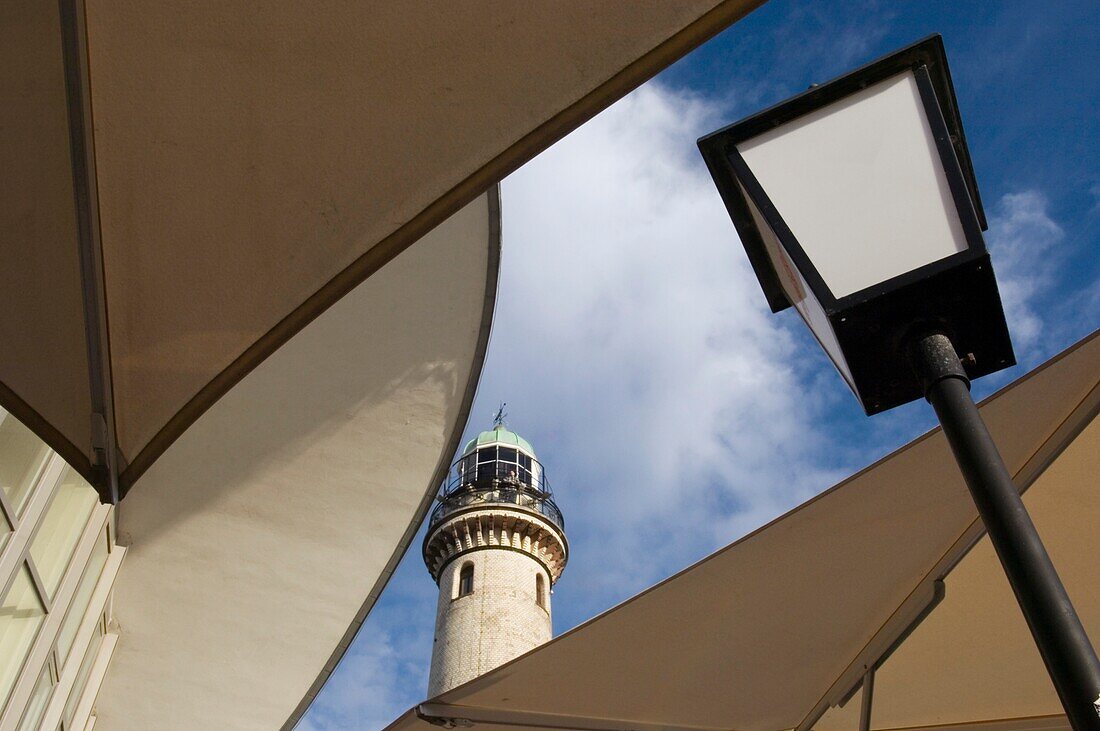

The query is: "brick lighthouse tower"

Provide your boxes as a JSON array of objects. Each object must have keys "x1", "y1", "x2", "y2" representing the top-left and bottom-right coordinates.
[{"x1": 422, "y1": 411, "x2": 568, "y2": 696}]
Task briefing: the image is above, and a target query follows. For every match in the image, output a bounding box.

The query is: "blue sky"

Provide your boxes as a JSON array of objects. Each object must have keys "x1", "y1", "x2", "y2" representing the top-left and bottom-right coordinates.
[{"x1": 300, "y1": 2, "x2": 1100, "y2": 728}]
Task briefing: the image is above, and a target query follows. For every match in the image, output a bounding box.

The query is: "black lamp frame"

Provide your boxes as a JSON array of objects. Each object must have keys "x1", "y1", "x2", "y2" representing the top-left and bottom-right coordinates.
[
  {"x1": 698, "y1": 35, "x2": 1014, "y2": 414},
  {"x1": 699, "y1": 35, "x2": 1100, "y2": 729}
]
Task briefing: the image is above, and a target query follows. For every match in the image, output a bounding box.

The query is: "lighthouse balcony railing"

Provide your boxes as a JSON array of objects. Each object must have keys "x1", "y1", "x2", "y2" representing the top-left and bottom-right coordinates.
[{"x1": 429, "y1": 465, "x2": 564, "y2": 532}]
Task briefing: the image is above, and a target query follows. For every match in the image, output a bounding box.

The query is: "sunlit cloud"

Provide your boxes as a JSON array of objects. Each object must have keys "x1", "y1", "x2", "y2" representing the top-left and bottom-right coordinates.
[
  {"x1": 476, "y1": 81, "x2": 846, "y2": 612},
  {"x1": 984, "y1": 190, "x2": 1064, "y2": 363},
  {"x1": 298, "y1": 5, "x2": 1100, "y2": 729}
]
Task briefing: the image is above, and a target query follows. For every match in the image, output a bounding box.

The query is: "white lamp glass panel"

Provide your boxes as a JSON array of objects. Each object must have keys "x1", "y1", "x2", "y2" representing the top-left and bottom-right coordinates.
[
  {"x1": 17, "y1": 663, "x2": 54, "y2": 731},
  {"x1": 737, "y1": 71, "x2": 969, "y2": 299},
  {"x1": 740, "y1": 183, "x2": 856, "y2": 390},
  {"x1": 0, "y1": 407, "x2": 51, "y2": 517},
  {"x1": 29, "y1": 467, "x2": 98, "y2": 598},
  {"x1": 57, "y1": 530, "x2": 109, "y2": 664},
  {"x1": 0, "y1": 565, "x2": 46, "y2": 706}
]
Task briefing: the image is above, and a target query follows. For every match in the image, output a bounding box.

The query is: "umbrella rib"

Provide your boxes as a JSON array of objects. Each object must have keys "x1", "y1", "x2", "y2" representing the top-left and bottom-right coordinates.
[
  {"x1": 416, "y1": 702, "x2": 733, "y2": 731},
  {"x1": 795, "y1": 370, "x2": 1100, "y2": 731},
  {"x1": 58, "y1": 0, "x2": 122, "y2": 505}
]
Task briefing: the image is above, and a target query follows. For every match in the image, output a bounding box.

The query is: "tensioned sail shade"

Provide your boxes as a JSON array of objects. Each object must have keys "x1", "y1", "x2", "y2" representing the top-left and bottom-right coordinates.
[
  {"x1": 94, "y1": 189, "x2": 500, "y2": 731},
  {"x1": 0, "y1": 0, "x2": 760, "y2": 497},
  {"x1": 385, "y1": 330, "x2": 1099, "y2": 731}
]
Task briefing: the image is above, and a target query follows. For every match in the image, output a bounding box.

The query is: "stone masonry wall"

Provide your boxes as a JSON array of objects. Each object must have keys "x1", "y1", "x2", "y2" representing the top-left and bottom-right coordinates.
[{"x1": 427, "y1": 549, "x2": 552, "y2": 697}]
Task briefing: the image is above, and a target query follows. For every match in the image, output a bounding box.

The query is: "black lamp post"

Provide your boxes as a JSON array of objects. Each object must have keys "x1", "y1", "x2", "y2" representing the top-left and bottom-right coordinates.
[{"x1": 699, "y1": 35, "x2": 1100, "y2": 730}]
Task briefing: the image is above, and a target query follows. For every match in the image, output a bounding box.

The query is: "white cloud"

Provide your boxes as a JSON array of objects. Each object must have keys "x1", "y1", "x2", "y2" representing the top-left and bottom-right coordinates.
[
  {"x1": 301, "y1": 81, "x2": 860, "y2": 731},
  {"x1": 298, "y1": 581, "x2": 434, "y2": 731},
  {"x1": 984, "y1": 190, "x2": 1065, "y2": 362},
  {"x1": 306, "y1": 86, "x2": 1085, "y2": 731},
  {"x1": 477, "y1": 82, "x2": 847, "y2": 611},
  {"x1": 301, "y1": 9, "x2": 1100, "y2": 727},
  {"x1": 296, "y1": 635, "x2": 405, "y2": 731}
]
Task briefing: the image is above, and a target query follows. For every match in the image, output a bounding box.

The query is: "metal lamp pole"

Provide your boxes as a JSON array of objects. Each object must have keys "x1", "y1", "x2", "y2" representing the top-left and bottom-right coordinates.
[
  {"x1": 911, "y1": 332, "x2": 1100, "y2": 730},
  {"x1": 698, "y1": 35, "x2": 1100, "y2": 727}
]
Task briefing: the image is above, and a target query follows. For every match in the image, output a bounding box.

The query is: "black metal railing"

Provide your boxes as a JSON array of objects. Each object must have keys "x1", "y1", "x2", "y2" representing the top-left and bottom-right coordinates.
[
  {"x1": 429, "y1": 461, "x2": 564, "y2": 531},
  {"x1": 443, "y1": 458, "x2": 551, "y2": 496}
]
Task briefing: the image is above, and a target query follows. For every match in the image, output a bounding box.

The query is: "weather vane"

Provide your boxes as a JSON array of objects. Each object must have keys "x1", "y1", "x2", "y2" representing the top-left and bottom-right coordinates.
[{"x1": 493, "y1": 402, "x2": 507, "y2": 428}]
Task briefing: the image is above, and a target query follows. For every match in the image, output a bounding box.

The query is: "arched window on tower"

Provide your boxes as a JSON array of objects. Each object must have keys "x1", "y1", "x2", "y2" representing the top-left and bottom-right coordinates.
[
  {"x1": 458, "y1": 563, "x2": 474, "y2": 598},
  {"x1": 535, "y1": 573, "x2": 546, "y2": 609}
]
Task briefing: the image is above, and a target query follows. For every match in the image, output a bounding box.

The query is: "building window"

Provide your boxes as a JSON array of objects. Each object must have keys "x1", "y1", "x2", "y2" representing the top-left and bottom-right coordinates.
[
  {"x1": 0, "y1": 409, "x2": 50, "y2": 518},
  {"x1": 18, "y1": 661, "x2": 55, "y2": 731},
  {"x1": 517, "y1": 453, "x2": 533, "y2": 486},
  {"x1": 0, "y1": 566, "x2": 45, "y2": 705},
  {"x1": 458, "y1": 564, "x2": 474, "y2": 597},
  {"x1": 30, "y1": 467, "x2": 98, "y2": 599},
  {"x1": 535, "y1": 573, "x2": 546, "y2": 609},
  {"x1": 0, "y1": 407, "x2": 121, "y2": 727}
]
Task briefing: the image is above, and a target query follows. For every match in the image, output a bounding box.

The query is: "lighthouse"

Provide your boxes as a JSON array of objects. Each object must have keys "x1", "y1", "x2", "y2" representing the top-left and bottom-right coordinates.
[{"x1": 422, "y1": 414, "x2": 568, "y2": 696}]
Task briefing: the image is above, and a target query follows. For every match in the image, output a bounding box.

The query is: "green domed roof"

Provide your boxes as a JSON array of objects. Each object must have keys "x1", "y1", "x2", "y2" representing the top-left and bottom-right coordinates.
[{"x1": 461, "y1": 425, "x2": 535, "y2": 457}]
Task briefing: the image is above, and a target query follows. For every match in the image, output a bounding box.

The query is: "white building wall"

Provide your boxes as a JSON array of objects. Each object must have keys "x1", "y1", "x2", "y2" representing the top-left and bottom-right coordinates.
[{"x1": 427, "y1": 549, "x2": 552, "y2": 697}]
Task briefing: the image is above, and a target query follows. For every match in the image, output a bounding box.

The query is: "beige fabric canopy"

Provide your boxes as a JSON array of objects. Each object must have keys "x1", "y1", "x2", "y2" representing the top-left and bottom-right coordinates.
[
  {"x1": 4, "y1": 2, "x2": 775, "y2": 726},
  {"x1": 0, "y1": 0, "x2": 760, "y2": 498},
  {"x1": 385, "y1": 331, "x2": 1099, "y2": 731},
  {"x1": 94, "y1": 188, "x2": 499, "y2": 731}
]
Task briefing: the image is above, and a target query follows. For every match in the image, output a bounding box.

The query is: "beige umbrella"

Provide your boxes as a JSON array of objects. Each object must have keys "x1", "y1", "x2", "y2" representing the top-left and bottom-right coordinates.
[
  {"x1": 3, "y1": 2, "x2": 768, "y2": 726},
  {"x1": 384, "y1": 330, "x2": 1099, "y2": 731},
  {"x1": 93, "y1": 189, "x2": 502, "y2": 730},
  {"x1": 0, "y1": 0, "x2": 760, "y2": 500}
]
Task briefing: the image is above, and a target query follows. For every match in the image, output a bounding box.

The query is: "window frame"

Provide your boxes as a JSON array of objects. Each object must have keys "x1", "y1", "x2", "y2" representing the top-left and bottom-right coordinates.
[
  {"x1": 0, "y1": 457, "x2": 66, "y2": 602},
  {"x1": 535, "y1": 573, "x2": 546, "y2": 610},
  {"x1": 0, "y1": 478, "x2": 123, "y2": 730},
  {"x1": 456, "y1": 563, "x2": 475, "y2": 599},
  {"x1": 28, "y1": 467, "x2": 100, "y2": 602},
  {"x1": 0, "y1": 455, "x2": 67, "y2": 715},
  {"x1": 0, "y1": 410, "x2": 53, "y2": 521}
]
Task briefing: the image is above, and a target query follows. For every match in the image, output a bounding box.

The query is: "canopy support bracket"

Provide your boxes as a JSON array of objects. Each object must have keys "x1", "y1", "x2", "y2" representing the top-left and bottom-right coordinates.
[
  {"x1": 796, "y1": 579, "x2": 945, "y2": 731},
  {"x1": 59, "y1": 0, "x2": 121, "y2": 505},
  {"x1": 416, "y1": 702, "x2": 719, "y2": 731},
  {"x1": 858, "y1": 667, "x2": 875, "y2": 731}
]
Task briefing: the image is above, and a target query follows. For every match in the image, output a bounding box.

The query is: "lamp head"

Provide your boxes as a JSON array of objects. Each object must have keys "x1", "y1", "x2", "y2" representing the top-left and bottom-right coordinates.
[{"x1": 699, "y1": 35, "x2": 1014, "y2": 414}]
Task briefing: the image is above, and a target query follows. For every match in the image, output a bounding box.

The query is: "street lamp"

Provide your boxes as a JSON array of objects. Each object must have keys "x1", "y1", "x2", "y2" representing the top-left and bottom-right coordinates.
[{"x1": 699, "y1": 35, "x2": 1100, "y2": 730}]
